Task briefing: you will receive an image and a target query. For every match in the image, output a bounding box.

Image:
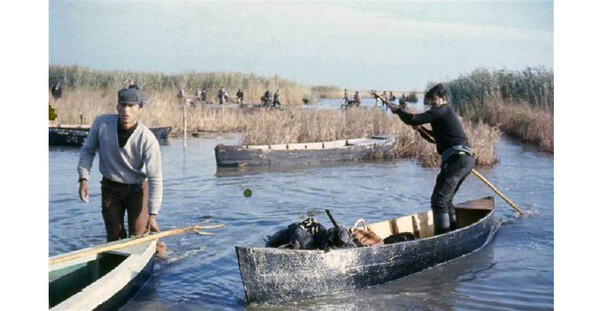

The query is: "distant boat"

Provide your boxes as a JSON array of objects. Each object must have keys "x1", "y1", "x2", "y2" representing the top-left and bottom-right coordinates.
[
  {"x1": 49, "y1": 240, "x2": 156, "y2": 310},
  {"x1": 48, "y1": 125, "x2": 171, "y2": 147},
  {"x1": 215, "y1": 135, "x2": 397, "y2": 167},
  {"x1": 236, "y1": 197, "x2": 496, "y2": 303}
]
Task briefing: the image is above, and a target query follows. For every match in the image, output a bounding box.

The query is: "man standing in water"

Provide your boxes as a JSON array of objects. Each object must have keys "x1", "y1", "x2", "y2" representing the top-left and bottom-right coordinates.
[
  {"x1": 77, "y1": 88, "x2": 165, "y2": 254},
  {"x1": 389, "y1": 84, "x2": 474, "y2": 235}
]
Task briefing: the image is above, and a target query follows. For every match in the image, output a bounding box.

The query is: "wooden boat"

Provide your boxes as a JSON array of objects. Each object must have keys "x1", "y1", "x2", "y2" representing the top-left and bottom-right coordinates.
[
  {"x1": 49, "y1": 240, "x2": 156, "y2": 310},
  {"x1": 236, "y1": 197, "x2": 495, "y2": 303},
  {"x1": 215, "y1": 135, "x2": 397, "y2": 167},
  {"x1": 48, "y1": 124, "x2": 172, "y2": 147}
]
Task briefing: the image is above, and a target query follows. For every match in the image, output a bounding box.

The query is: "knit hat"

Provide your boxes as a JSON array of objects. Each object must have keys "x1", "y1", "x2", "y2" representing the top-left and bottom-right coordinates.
[{"x1": 118, "y1": 88, "x2": 144, "y2": 105}]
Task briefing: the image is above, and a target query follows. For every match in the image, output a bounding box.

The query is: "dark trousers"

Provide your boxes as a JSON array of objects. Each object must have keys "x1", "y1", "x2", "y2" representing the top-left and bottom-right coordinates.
[
  {"x1": 431, "y1": 153, "x2": 475, "y2": 234},
  {"x1": 101, "y1": 178, "x2": 149, "y2": 242}
]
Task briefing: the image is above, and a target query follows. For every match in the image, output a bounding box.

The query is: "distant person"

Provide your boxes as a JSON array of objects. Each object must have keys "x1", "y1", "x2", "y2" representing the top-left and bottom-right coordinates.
[
  {"x1": 236, "y1": 89, "x2": 244, "y2": 105},
  {"x1": 128, "y1": 79, "x2": 139, "y2": 90},
  {"x1": 353, "y1": 91, "x2": 361, "y2": 107},
  {"x1": 218, "y1": 87, "x2": 228, "y2": 104},
  {"x1": 177, "y1": 88, "x2": 185, "y2": 101},
  {"x1": 77, "y1": 88, "x2": 165, "y2": 255},
  {"x1": 200, "y1": 88, "x2": 207, "y2": 103},
  {"x1": 389, "y1": 91, "x2": 396, "y2": 102},
  {"x1": 261, "y1": 89, "x2": 272, "y2": 107},
  {"x1": 388, "y1": 83, "x2": 473, "y2": 235},
  {"x1": 273, "y1": 89, "x2": 281, "y2": 108},
  {"x1": 50, "y1": 83, "x2": 62, "y2": 100},
  {"x1": 382, "y1": 91, "x2": 388, "y2": 105}
]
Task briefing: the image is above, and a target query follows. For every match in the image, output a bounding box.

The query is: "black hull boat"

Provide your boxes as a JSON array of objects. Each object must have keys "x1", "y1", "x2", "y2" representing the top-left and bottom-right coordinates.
[
  {"x1": 236, "y1": 197, "x2": 495, "y2": 303},
  {"x1": 49, "y1": 125, "x2": 171, "y2": 146},
  {"x1": 215, "y1": 136, "x2": 396, "y2": 167}
]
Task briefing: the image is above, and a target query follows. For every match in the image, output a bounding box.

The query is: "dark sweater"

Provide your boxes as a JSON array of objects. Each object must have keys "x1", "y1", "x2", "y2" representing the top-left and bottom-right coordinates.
[
  {"x1": 396, "y1": 104, "x2": 470, "y2": 155},
  {"x1": 117, "y1": 121, "x2": 139, "y2": 148}
]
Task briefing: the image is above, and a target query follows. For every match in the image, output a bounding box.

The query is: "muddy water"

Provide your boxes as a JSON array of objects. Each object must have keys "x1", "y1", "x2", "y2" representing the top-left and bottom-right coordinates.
[{"x1": 49, "y1": 131, "x2": 553, "y2": 310}]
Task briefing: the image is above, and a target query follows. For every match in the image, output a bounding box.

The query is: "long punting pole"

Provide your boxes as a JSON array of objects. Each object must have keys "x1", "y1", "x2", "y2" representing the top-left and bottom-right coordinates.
[
  {"x1": 49, "y1": 223, "x2": 225, "y2": 266},
  {"x1": 371, "y1": 91, "x2": 524, "y2": 215}
]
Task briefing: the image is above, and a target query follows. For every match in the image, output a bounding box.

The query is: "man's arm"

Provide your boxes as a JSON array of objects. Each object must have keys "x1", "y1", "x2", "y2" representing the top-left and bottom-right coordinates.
[
  {"x1": 144, "y1": 140, "x2": 163, "y2": 216},
  {"x1": 395, "y1": 107, "x2": 439, "y2": 126},
  {"x1": 144, "y1": 140, "x2": 163, "y2": 232},
  {"x1": 414, "y1": 126, "x2": 436, "y2": 144},
  {"x1": 77, "y1": 117, "x2": 100, "y2": 202}
]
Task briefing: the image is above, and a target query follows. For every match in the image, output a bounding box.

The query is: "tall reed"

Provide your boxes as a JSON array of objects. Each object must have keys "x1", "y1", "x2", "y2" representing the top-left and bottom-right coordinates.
[{"x1": 440, "y1": 67, "x2": 553, "y2": 152}]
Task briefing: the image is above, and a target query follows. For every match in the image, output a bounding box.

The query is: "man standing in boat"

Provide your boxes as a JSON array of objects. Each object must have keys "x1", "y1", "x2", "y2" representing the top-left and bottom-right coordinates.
[
  {"x1": 77, "y1": 88, "x2": 165, "y2": 254},
  {"x1": 389, "y1": 84, "x2": 474, "y2": 235}
]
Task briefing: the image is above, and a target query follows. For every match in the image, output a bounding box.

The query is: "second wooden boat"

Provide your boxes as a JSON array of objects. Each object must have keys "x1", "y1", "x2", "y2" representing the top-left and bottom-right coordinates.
[
  {"x1": 236, "y1": 197, "x2": 495, "y2": 303},
  {"x1": 215, "y1": 135, "x2": 397, "y2": 167}
]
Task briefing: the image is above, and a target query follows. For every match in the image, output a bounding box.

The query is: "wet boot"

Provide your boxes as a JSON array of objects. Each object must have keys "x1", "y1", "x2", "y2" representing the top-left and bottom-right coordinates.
[
  {"x1": 433, "y1": 212, "x2": 451, "y2": 236},
  {"x1": 448, "y1": 206, "x2": 458, "y2": 231}
]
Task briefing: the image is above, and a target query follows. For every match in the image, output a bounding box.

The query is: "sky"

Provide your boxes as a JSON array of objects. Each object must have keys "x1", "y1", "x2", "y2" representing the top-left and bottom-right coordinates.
[{"x1": 49, "y1": 0, "x2": 553, "y2": 91}]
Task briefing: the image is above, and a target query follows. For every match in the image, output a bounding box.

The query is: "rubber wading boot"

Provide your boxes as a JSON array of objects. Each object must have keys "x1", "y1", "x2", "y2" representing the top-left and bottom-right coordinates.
[
  {"x1": 433, "y1": 212, "x2": 451, "y2": 235},
  {"x1": 448, "y1": 207, "x2": 457, "y2": 231}
]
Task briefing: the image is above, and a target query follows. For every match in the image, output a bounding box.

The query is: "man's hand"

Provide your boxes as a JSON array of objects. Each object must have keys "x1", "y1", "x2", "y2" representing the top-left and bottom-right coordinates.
[
  {"x1": 147, "y1": 214, "x2": 160, "y2": 233},
  {"x1": 147, "y1": 214, "x2": 167, "y2": 257},
  {"x1": 78, "y1": 180, "x2": 89, "y2": 203}
]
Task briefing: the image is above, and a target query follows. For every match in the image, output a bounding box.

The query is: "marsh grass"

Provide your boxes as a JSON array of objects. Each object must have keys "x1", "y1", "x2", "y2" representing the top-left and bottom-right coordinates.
[
  {"x1": 443, "y1": 67, "x2": 553, "y2": 152},
  {"x1": 51, "y1": 88, "x2": 499, "y2": 167},
  {"x1": 49, "y1": 65, "x2": 311, "y2": 106}
]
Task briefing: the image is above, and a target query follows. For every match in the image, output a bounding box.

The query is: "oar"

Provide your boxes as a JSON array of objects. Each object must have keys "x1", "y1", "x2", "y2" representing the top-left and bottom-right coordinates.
[
  {"x1": 49, "y1": 221, "x2": 225, "y2": 266},
  {"x1": 371, "y1": 91, "x2": 524, "y2": 215}
]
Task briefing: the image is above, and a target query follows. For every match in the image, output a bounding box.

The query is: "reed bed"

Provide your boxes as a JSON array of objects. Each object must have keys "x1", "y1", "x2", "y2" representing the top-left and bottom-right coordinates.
[
  {"x1": 49, "y1": 65, "x2": 311, "y2": 106},
  {"x1": 443, "y1": 67, "x2": 553, "y2": 152},
  {"x1": 465, "y1": 97, "x2": 553, "y2": 152},
  {"x1": 50, "y1": 88, "x2": 499, "y2": 167},
  {"x1": 240, "y1": 108, "x2": 499, "y2": 167}
]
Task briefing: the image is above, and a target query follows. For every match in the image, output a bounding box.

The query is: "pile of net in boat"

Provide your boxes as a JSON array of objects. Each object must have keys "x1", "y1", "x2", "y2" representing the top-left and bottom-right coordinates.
[{"x1": 265, "y1": 217, "x2": 416, "y2": 250}]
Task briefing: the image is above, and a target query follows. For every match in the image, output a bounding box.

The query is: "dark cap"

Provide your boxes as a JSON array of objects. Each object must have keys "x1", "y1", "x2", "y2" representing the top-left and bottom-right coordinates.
[
  {"x1": 118, "y1": 88, "x2": 143, "y2": 105},
  {"x1": 425, "y1": 83, "x2": 447, "y2": 100}
]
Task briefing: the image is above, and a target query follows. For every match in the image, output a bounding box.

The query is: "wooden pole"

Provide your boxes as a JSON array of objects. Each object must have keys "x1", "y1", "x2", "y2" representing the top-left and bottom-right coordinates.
[
  {"x1": 49, "y1": 223, "x2": 225, "y2": 266},
  {"x1": 371, "y1": 91, "x2": 524, "y2": 215}
]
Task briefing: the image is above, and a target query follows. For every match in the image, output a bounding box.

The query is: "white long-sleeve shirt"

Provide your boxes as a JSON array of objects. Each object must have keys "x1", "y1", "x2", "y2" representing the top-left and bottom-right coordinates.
[{"x1": 77, "y1": 114, "x2": 163, "y2": 214}]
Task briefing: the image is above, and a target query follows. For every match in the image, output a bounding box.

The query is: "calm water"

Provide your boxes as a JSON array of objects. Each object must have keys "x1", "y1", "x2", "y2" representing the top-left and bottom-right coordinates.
[{"x1": 49, "y1": 131, "x2": 553, "y2": 310}]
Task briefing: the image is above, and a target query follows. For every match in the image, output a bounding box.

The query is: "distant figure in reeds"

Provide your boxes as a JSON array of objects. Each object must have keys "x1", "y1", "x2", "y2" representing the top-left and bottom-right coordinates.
[
  {"x1": 127, "y1": 78, "x2": 139, "y2": 90},
  {"x1": 273, "y1": 90, "x2": 281, "y2": 108},
  {"x1": 77, "y1": 88, "x2": 165, "y2": 255},
  {"x1": 236, "y1": 89, "x2": 244, "y2": 106},
  {"x1": 193, "y1": 88, "x2": 203, "y2": 108},
  {"x1": 200, "y1": 88, "x2": 207, "y2": 103},
  {"x1": 387, "y1": 83, "x2": 473, "y2": 236},
  {"x1": 50, "y1": 83, "x2": 62, "y2": 100},
  {"x1": 218, "y1": 87, "x2": 229, "y2": 104},
  {"x1": 353, "y1": 91, "x2": 361, "y2": 107},
  {"x1": 406, "y1": 92, "x2": 418, "y2": 103},
  {"x1": 177, "y1": 88, "x2": 185, "y2": 101},
  {"x1": 373, "y1": 90, "x2": 380, "y2": 106},
  {"x1": 389, "y1": 91, "x2": 396, "y2": 102},
  {"x1": 261, "y1": 89, "x2": 272, "y2": 107}
]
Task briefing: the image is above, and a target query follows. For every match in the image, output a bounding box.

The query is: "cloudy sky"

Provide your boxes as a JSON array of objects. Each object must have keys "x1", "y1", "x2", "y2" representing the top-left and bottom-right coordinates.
[{"x1": 49, "y1": 0, "x2": 553, "y2": 90}]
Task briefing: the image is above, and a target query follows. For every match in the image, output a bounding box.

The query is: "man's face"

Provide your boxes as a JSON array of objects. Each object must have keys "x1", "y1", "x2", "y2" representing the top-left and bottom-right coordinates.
[
  {"x1": 117, "y1": 103, "x2": 141, "y2": 127},
  {"x1": 425, "y1": 95, "x2": 444, "y2": 107}
]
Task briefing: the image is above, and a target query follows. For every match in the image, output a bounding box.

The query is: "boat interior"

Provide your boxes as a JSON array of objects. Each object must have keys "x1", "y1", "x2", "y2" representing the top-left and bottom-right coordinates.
[
  {"x1": 49, "y1": 252, "x2": 129, "y2": 308},
  {"x1": 243, "y1": 136, "x2": 389, "y2": 151},
  {"x1": 365, "y1": 197, "x2": 494, "y2": 240}
]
